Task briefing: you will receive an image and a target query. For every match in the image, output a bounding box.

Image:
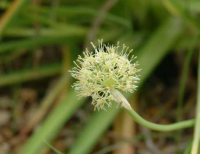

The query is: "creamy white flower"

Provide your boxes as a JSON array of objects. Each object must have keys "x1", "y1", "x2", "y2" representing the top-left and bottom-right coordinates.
[{"x1": 70, "y1": 40, "x2": 140, "y2": 110}]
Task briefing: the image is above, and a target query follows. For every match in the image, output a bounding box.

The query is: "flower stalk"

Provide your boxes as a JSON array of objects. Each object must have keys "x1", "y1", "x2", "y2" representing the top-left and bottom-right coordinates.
[
  {"x1": 111, "y1": 89, "x2": 195, "y2": 132},
  {"x1": 110, "y1": 89, "x2": 132, "y2": 110}
]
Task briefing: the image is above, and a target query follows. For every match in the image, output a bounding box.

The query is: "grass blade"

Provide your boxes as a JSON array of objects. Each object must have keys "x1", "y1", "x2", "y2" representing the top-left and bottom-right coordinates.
[
  {"x1": 191, "y1": 52, "x2": 200, "y2": 154},
  {"x1": 19, "y1": 90, "x2": 85, "y2": 154},
  {"x1": 0, "y1": 63, "x2": 61, "y2": 87},
  {"x1": 0, "y1": 0, "x2": 28, "y2": 35}
]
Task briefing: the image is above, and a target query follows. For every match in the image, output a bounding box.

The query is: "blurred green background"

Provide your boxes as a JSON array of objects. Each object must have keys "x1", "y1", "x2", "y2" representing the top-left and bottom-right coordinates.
[{"x1": 0, "y1": 0, "x2": 199, "y2": 154}]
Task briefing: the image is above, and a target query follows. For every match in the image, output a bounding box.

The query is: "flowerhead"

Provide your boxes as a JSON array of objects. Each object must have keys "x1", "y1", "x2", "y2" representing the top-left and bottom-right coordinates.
[{"x1": 70, "y1": 40, "x2": 140, "y2": 110}]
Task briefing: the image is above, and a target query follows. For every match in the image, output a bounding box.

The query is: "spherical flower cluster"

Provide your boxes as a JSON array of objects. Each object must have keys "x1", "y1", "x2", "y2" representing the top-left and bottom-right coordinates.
[{"x1": 70, "y1": 41, "x2": 140, "y2": 110}]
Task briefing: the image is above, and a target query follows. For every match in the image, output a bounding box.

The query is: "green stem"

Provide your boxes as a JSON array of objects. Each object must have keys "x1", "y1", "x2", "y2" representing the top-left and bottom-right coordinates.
[
  {"x1": 111, "y1": 89, "x2": 195, "y2": 132},
  {"x1": 191, "y1": 52, "x2": 200, "y2": 154}
]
